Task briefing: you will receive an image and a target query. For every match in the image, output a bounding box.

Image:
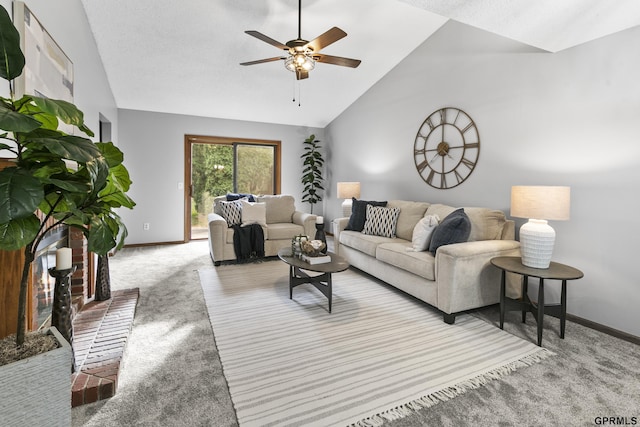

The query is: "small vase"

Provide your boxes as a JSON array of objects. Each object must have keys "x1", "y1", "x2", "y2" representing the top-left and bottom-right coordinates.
[
  {"x1": 95, "y1": 254, "x2": 111, "y2": 301},
  {"x1": 315, "y1": 223, "x2": 327, "y2": 254}
]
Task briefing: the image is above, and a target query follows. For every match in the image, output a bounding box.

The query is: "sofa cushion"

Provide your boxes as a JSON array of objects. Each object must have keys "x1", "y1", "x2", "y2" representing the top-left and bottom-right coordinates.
[
  {"x1": 424, "y1": 204, "x2": 457, "y2": 224},
  {"x1": 376, "y1": 242, "x2": 436, "y2": 281},
  {"x1": 241, "y1": 200, "x2": 266, "y2": 226},
  {"x1": 339, "y1": 230, "x2": 395, "y2": 257},
  {"x1": 257, "y1": 195, "x2": 295, "y2": 224},
  {"x1": 362, "y1": 205, "x2": 400, "y2": 238},
  {"x1": 266, "y1": 222, "x2": 305, "y2": 240},
  {"x1": 425, "y1": 204, "x2": 505, "y2": 242},
  {"x1": 219, "y1": 200, "x2": 243, "y2": 226},
  {"x1": 463, "y1": 208, "x2": 506, "y2": 241},
  {"x1": 411, "y1": 214, "x2": 440, "y2": 251},
  {"x1": 429, "y1": 208, "x2": 471, "y2": 254},
  {"x1": 387, "y1": 200, "x2": 430, "y2": 240},
  {"x1": 345, "y1": 198, "x2": 388, "y2": 232}
]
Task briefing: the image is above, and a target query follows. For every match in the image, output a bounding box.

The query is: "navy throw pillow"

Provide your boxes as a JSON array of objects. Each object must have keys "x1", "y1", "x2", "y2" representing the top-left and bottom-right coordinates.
[
  {"x1": 428, "y1": 208, "x2": 471, "y2": 254},
  {"x1": 345, "y1": 198, "x2": 388, "y2": 232},
  {"x1": 226, "y1": 193, "x2": 256, "y2": 202}
]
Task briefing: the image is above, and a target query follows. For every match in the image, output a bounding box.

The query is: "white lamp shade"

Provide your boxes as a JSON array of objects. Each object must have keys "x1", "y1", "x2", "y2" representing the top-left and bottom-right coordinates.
[
  {"x1": 337, "y1": 182, "x2": 361, "y2": 217},
  {"x1": 510, "y1": 186, "x2": 570, "y2": 220},
  {"x1": 337, "y1": 182, "x2": 361, "y2": 199}
]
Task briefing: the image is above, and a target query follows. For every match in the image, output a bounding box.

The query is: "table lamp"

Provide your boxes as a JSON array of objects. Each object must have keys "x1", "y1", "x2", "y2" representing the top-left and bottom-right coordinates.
[
  {"x1": 337, "y1": 182, "x2": 361, "y2": 217},
  {"x1": 510, "y1": 185, "x2": 570, "y2": 269}
]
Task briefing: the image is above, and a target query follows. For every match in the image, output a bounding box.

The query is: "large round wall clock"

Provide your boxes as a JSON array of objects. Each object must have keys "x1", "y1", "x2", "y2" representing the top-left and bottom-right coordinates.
[{"x1": 413, "y1": 107, "x2": 480, "y2": 189}]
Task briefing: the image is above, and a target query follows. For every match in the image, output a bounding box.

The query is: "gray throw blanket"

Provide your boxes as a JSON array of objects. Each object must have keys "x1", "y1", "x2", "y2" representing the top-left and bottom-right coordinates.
[{"x1": 232, "y1": 224, "x2": 265, "y2": 262}]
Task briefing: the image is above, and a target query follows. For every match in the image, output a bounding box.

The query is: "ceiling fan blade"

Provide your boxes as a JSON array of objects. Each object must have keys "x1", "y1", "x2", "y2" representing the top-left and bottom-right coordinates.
[
  {"x1": 314, "y1": 54, "x2": 361, "y2": 68},
  {"x1": 240, "y1": 57, "x2": 285, "y2": 66},
  {"x1": 245, "y1": 30, "x2": 289, "y2": 51},
  {"x1": 306, "y1": 27, "x2": 347, "y2": 52},
  {"x1": 296, "y1": 69, "x2": 309, "y2": 80}
]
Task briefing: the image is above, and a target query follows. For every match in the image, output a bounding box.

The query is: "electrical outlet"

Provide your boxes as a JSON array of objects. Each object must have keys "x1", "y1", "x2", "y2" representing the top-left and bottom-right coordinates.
[{"x1": 143, "y1": 223, "x2": 150, "y2": 231}]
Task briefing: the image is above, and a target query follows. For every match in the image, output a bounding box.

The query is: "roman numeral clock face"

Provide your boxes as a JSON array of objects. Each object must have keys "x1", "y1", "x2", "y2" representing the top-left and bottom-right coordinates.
[{"x1": 414, "y1": 107, "x2": 480, "y2": 189}]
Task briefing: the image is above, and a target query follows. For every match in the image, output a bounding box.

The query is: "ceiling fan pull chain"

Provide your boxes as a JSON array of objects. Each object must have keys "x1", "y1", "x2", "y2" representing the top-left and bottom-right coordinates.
[{"x1": 292, "y1": 77, "x2": 296, "y2": 103}]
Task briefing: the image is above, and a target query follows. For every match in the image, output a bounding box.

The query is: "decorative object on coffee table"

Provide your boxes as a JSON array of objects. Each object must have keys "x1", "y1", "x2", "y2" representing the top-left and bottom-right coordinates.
[
  {"x1": 300, "y1": 239, "x2": 330, "y2": 264},
  {"x1": 413, "y1": 107, "x2": 480, "y2": 189},
  {"x1": 510, "y1": 186, "x2": 571, "y2": 269},
  {"x1": 291, "y1": 234, "x2": 309, "y2": 258},
  {"x1": 491, "y1": 256, "x2": 583, "y2": 346},
  {"x1": 314, "y1": 216, "x2": 327, "y2": 253},
  {"x1": 337, "y1": 181, "x2": 361, "y2": 217},
  {"x1": 277, "y1": 248, "x2": 349, "y2": 312}
]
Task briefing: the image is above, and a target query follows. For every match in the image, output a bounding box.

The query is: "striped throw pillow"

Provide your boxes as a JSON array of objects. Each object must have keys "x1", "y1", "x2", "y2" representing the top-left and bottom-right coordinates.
[
  {"x1": 219, "y1": 200, "x2": 243, "y2": 227},
  {"x1": 362, "y1": 205, "x2": 401, "y2": 238}
]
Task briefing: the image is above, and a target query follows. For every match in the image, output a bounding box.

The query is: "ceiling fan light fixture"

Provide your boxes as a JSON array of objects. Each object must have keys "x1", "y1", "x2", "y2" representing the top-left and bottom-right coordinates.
[{"x1": 284, "y1": 51, "x2": 315, "y2": 73}]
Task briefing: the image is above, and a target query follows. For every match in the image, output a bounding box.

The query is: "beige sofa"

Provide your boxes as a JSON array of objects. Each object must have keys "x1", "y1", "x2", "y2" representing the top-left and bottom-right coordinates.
[
  {"x1": 333, "y1": 200, "x2": 521, "y2": 324},
  {"x1": 208, "y1": 195, "x2": 317, "y2": 265}
]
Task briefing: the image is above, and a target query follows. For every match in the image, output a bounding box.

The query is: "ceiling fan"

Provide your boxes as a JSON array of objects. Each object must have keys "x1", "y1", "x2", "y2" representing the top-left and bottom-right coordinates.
[{"x1": 240, "y1": 0, "x2": 361, "y2": 80}]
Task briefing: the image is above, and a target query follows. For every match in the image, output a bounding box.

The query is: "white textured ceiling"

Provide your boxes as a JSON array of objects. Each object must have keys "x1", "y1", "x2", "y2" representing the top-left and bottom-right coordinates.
[{"x1": 80, "y1": 0, "x2": 640, "y2": 128}]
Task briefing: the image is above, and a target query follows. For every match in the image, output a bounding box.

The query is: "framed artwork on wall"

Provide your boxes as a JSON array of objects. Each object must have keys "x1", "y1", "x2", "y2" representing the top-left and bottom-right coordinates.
[{"x1": 13, "y1": 1, "x2": 74, "y2": 132}]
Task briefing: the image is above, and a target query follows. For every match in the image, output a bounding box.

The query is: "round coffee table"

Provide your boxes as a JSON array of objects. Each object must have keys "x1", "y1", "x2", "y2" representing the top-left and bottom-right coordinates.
[{"x1": 277, "y1": 248, "x2": 350, "y2": 313}]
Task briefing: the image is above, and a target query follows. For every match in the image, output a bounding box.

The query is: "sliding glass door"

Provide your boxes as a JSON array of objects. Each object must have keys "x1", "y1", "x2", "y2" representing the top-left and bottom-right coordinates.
[{"x1": 186, "y1": 136, "x2": 281, "y2": 240}]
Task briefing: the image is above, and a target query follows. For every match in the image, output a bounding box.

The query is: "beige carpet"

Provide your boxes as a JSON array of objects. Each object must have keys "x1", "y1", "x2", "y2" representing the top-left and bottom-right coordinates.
[{"x1": 199, "y1": 260, "x2": 551, "y2": 427}]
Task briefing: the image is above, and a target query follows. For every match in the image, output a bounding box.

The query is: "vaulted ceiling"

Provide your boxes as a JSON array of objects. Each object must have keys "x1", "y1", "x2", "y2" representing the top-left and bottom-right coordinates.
[{"x1": 81, "y1": 0, "x2": 640, "y2": 128}]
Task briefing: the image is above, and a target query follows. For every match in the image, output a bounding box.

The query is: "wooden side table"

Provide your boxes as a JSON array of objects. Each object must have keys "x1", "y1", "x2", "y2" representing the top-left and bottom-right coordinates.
[{"x1": 490, "y1": 256, "x2": 584, "y2": 346}]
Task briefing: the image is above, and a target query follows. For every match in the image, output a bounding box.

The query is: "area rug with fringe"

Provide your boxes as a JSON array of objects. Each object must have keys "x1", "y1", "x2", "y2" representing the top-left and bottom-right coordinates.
[{"x1": 199, "y1": 260, "x2": 552, "y2": 427}]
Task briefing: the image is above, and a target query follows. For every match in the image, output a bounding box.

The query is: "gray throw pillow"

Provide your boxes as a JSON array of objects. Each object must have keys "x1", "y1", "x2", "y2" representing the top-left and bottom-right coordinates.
[
  {"x1": 345, "y1": 198, "x2": 388, "y2": 232},
  {"x1": 428, "y1": 208, "x2": 471, "y2": 254}
]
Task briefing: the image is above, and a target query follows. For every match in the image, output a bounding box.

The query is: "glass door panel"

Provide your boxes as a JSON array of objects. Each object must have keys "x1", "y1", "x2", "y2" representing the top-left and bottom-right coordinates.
[
  {"x1": 190, "y1": 143, "x2": 233, "y2": 239},
  {"x1": 236, "y1": 144, "x2": 275, "y2": 195}
]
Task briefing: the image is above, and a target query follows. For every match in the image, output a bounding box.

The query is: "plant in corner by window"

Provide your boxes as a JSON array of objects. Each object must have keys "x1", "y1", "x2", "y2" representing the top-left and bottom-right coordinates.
[
  {"x1": 300, "y1": 134, "x2": 324, "y2": 214},
  {"x1": 0, "y1": 5, "x2": 135, "y2": 350}
]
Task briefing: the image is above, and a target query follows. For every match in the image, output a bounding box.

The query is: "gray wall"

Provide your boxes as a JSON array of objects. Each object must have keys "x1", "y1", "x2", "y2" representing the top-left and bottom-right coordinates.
[
  {"x1": 117, "y1": 109, "x2": 324, "y2": 244},
  {"x1": 0, "y1": 0, "x2": 117, "y2": 142},
  {"x1": 325, "y1": 21, "x2": 640, "y2": 337}
]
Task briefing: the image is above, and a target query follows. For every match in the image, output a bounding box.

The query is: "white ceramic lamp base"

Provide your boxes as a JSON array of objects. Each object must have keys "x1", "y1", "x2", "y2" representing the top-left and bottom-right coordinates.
[
  {"x1": 341, "y1": 199, "x2": 353, "y2": 218},
  {"x1": 520, "y1": 219, "x2": 555, "y2": 269}
]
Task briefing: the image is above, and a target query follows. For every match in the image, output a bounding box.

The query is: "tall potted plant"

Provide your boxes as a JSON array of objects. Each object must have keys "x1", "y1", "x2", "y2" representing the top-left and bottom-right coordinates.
[
  {"x1": 0, "y1": 5, "x2": 134, "y2": 349},
  {"x1": 300, "y1": 134, "x2": 324, "y2": 214},
  {"x1": 0, "y1": 5, "x2": 134, "y2": 422}
]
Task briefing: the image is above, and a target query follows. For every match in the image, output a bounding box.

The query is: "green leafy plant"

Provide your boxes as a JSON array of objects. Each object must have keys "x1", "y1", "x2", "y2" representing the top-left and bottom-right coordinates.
[
  {"x1": 0, "y1": 6, "x2": 135, "y2": 347},
  {"x1": 300, "y1": 134, "x2": 324, "y2": 214}
]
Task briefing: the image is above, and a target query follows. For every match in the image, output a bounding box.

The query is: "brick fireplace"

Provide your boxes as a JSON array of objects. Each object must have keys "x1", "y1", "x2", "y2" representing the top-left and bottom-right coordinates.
[{"x1": 0, "y1": 223, "x2": 93, "y2": 339}]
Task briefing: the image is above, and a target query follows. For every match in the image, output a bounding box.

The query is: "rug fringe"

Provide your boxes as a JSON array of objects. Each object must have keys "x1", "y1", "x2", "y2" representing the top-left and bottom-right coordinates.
[{"x1": 350, "y1": 348, "x2": 553, "y2": 427}]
